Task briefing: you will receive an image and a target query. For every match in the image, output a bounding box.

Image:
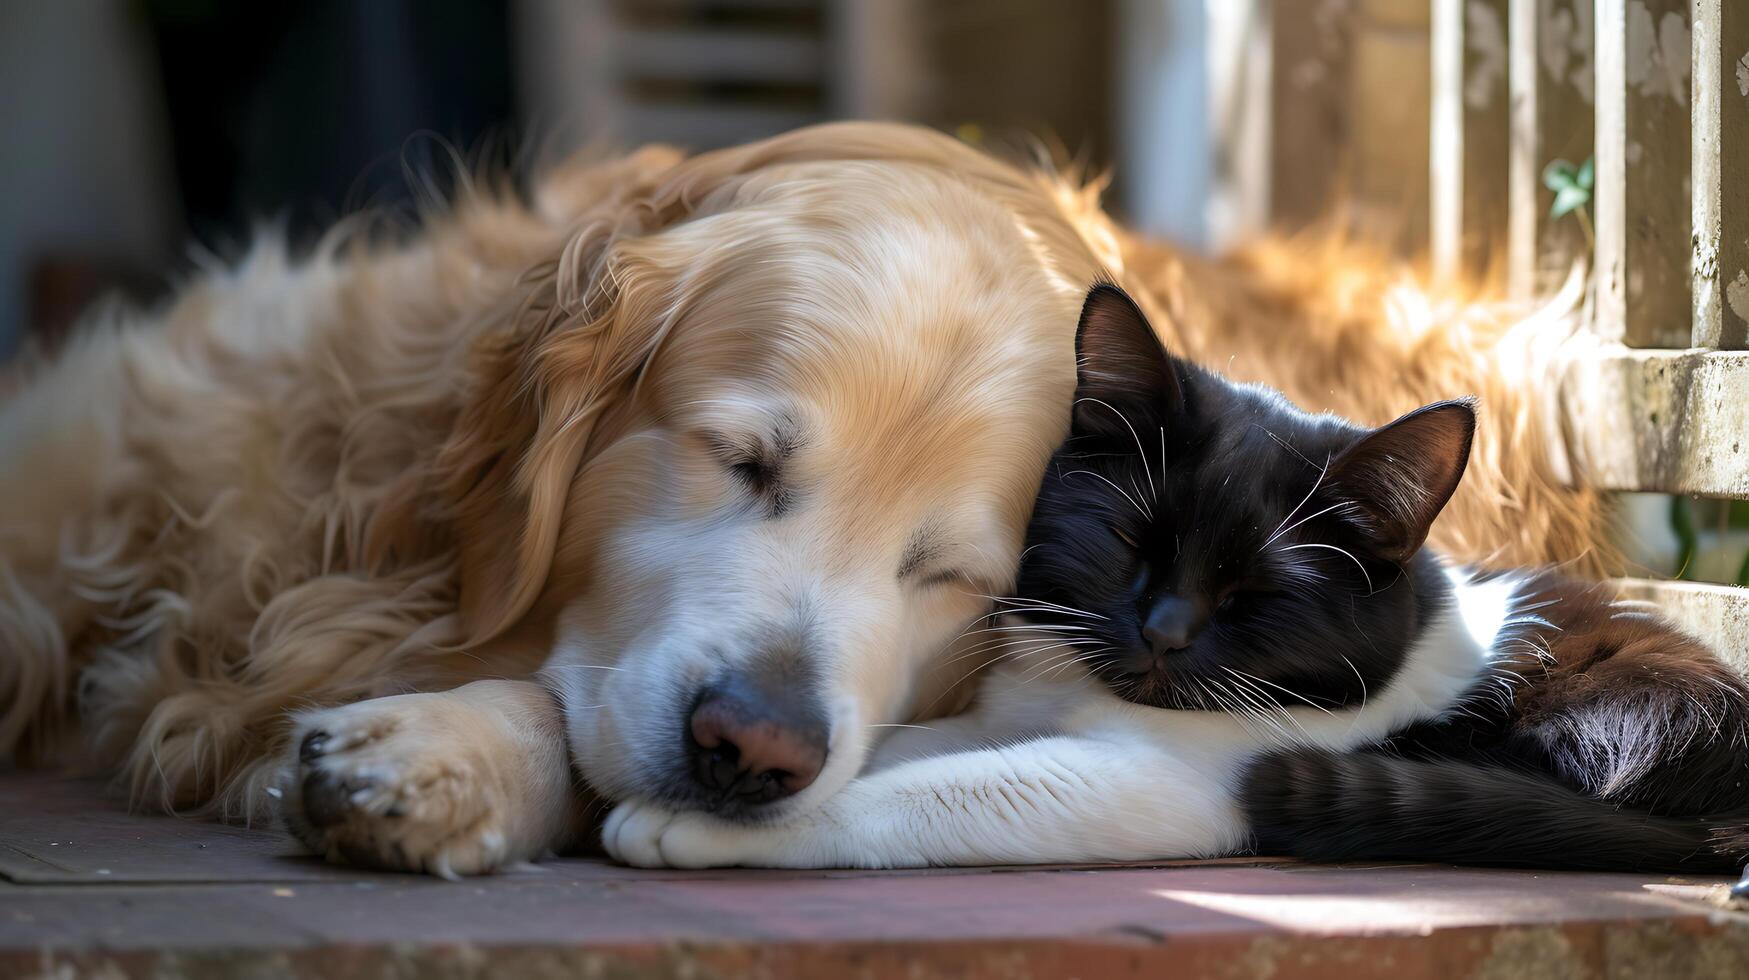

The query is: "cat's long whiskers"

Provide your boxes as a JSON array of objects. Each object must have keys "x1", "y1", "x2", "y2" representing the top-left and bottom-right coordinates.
[
  {"x1": 956, "y1": 624, "x2": 1092, "y2": 638},
  {"x1": 960, "y1": 608, "x2": 1072, "y2": 629},
  {"x1": 1280, "y1": 542, "x2": 1375, "y2": 594},
  {"x1": 1221, "y1": 666, "x2": 1336, "y2": 716},
  {"x1": 1015, "y1": 641, "x2": 1111, "y2": 683},
  {"x1": 1188, "y1": 677, "x2": 1227, "y2": 715},
  {"x1": 1062, "y1": 469, "x2": 1151, "y2": 521},
  {"x1": 944, "y1": 607, "x2": 1003, "y2": 647},
  {"x1": 980, "y1": 595, "x2": 1110, "y2": 621},
  {"x1": 939, "y1": 631, "x2": 1069, "y2": 663},
  {"x1": 943, "y1": 631, "x2": 1078, "y2": 659},
  {"x1": 941, "y1": 634, "x2": 1081, "y2": 667},
  {"x1": 1262, "y1": 502, "x2": 1348, "y2": 549},
  {"x1": 1338, "y1": 655, "x2": 1370, "y2": 714},
  {"x1": 985, "y1": 608, "x2": 1108, "y2": 624},
  {"x1": 919, "y1": 639, "x2": 1071, "y2": 711},
  {"x1": 970, "y1": 605, "x2": 1105, "y2": 625},
  {"x1": 1264, "y1": 454, "x2": 1333, "y2": 545},
  {"x1": 1254, "y1": 423, "x2": 1321, "y2": 473},
  {"x1": 1042, "y1": 649, "x2": 1118, "y2": 681},
  {"x1": 1270, "y1": 547, "x2": 1333, "y2": 589},
  {"x1": 1076, "y1": 396, "x2": 1157, "y2": 511},
  {"x1": 945, "y1": 632, "x2": 1090, "y2": 661},
  {"x1": 1192, "y1": 676, "x2": 1244, "y2": 724},
  {"x1": 1010, "y1": 647, "x2": 1082, "y2": 685},
  {"x1": 1212, "y1": 673, "x2": 1275, "y2": 721},
  {"x1": 1159, "y1": 426, "x2": 1167, "y2": 499},
  {"x1": 1037, "y1": 644, "x2": 1117, "y2": 675},
  {"x1": 1199, "y1": 678, "x2": 1291, "y2": 748},
  {"x1": 1216, "y1": 673, "x2": 1305, "y2": 743},
  {"x1": 939, "y1": 639, "x2": 1038, "y2": 664}
]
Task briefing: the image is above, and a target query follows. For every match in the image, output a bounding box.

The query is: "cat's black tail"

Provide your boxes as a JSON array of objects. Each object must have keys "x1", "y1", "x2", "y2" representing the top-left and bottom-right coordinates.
[{"x1": 1242, "y1": 748, "x2": 1749, "y2": 874}]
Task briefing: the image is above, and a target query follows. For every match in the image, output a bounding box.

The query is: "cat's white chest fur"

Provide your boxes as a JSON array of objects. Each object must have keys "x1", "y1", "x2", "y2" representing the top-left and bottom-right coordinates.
[{"x1": 605, "y1": 568, "x2": 1520, "y2": 869}]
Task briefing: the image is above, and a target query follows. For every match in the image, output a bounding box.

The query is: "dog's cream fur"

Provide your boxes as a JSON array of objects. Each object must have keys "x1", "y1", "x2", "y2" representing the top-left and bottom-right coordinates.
[
  {"x1": 0, "y1": 122, "x2": 1613, "y2": 876},
  {"x1": 0, "y1": 123, "x2": 1118, "y2": 874}
]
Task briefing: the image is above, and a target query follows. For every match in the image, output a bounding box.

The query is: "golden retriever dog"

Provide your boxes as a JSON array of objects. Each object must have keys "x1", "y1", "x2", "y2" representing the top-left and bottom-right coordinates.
[
  {"x1": 0, "y1": 121, "x2": 1611, "y2": 877},
  {"x1": 0, "y1": 122, "x2": 1122, "y2": 875}
]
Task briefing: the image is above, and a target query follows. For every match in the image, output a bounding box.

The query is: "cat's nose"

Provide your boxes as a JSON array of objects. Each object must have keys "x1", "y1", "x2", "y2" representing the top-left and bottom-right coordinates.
[{"x1": 1142, "y1": 595, "x2": 1207, "y2": 656}]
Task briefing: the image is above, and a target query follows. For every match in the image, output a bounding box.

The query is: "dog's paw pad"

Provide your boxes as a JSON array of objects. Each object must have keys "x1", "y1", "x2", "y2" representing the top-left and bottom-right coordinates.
[{"x1": 279, "y1": 700, "x2": 508, "y2": 877}]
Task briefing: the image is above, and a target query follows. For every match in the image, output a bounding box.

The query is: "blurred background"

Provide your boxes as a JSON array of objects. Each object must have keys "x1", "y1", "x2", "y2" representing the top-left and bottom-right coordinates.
[
  {"x1": 0, "y1": 0, "x2": 1240, "y2": 360},
  {"x1": 4, "y1": 0, "x2": 1741, "y2": 584}
]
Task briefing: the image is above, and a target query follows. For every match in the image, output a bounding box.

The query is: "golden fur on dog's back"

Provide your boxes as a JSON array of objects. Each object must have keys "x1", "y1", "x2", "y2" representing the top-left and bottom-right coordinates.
[
  {"x1": 0, "y1": 124, "x2": 1117, "y2": 825},
  {"x1": 0, "y1": 122, "x2": 1614, "y2": 837},
  {"x1": 0, "y1": 144, "x2": 718, "y2": 808}
]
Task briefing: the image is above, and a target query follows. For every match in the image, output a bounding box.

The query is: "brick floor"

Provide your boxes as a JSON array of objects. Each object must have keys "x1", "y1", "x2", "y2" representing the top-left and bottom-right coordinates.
[{"x1": 3, "y1": 772, "x2": 1747, "y2": 978}]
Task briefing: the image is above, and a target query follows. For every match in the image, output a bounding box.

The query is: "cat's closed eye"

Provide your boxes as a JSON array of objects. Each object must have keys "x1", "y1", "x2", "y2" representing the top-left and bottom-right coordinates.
[
  {"x1": 1215, "y1": 580, "x2": 1277, "y2": 613},
  {"x1": 1111, "y1": 526, "x2": 1140, "y2": 549}
]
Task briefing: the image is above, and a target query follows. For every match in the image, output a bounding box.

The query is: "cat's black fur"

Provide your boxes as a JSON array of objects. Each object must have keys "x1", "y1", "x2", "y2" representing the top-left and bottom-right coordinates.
[{"x1": 1014, "y1": 282, "x2": 1749, "y2": 874}]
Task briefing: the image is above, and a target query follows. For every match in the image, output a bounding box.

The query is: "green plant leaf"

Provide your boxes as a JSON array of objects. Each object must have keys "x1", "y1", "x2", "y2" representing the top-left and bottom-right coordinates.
[
  {"x1": 1543, "y1": 159, "x2": 1578, "y2": 192},
  {"x1": 1728, "y1": 499, "x2": 1749, "y2": 529},
  {"x1": 1576, "y1": 156, "x2": 1595, "y2": 190},
  {"x1": 1551, "y1": 185, "x2": 1591, "y2": 218},
  {"x1": 1671, "y1": 496, "x2": 1699, "y2": 581}
]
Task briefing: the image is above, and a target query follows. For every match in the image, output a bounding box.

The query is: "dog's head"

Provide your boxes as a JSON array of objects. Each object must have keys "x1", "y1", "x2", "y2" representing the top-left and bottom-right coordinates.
[{"x1": 428, "y1": 124, "x2": 1109, "y2": 820}]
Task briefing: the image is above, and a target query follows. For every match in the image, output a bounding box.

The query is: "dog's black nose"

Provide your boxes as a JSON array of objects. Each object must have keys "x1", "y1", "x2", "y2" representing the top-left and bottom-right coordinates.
[{"x1": 687, "y1": 674, "x2": 828, "y2": 804}]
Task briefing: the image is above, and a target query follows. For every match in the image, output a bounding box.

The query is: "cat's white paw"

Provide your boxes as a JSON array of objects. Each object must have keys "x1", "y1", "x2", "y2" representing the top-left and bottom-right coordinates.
[
  {"x1": 603, "y1": 800, "x2": 789, "y2": 869},
  {"x1": 601, "y1": 799, "x2": 681, "y2": 867}
]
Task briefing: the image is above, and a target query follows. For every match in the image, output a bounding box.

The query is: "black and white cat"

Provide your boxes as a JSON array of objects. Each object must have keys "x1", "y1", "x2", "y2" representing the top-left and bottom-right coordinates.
[{"x1": 603, "y1": 283, "x2": 1749, "y2": 875}]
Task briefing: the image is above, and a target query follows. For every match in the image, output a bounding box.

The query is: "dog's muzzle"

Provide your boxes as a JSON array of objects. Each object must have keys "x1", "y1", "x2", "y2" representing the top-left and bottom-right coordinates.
[{"x1": 684, "y1": 667, "x2": 829, "y2": 807}]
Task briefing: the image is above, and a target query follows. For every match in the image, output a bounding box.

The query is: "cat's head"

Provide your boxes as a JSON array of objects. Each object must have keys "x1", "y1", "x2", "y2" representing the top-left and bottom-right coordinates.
[{"x1": 1013, "y1": 283, "x2": 1475, "y2": 710}]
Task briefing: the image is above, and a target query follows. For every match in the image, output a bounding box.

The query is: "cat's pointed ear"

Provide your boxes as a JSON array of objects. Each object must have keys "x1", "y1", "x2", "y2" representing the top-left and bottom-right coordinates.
[
  {"x1": 1074, "y1": 282, "x2": 1181, "y2": 420},
  {"x1": 1321, "y1": 399, "x2": 1476, "y2": 564}
]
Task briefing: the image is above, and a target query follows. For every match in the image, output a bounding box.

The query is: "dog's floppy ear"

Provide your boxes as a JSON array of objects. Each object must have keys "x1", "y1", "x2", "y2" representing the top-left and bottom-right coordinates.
[
  {"x1": 361, "y1": 149, "x2": 707, "y2": 646},
  {"x1": 429, "y1": 226, "x2": 706, "y2": 644},
  {"x1": 399, "y1": 130, "x2": 882, "y2": 646},
  {"x1": 371, "y1": 122, "x2": 1116, "y2": 646}
]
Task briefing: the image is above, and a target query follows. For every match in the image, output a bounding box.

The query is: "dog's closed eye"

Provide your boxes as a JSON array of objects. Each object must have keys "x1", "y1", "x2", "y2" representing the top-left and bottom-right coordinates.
[
  {"x1": 702, "y1": 430, "x2": 793, "y2": 516},
  {"x1": 917, "y1": 568, "x2": 969, "y2": 589},
  {"x1": 723, "y1": 448, "x2": 774, "y2": 493},
  {"x1": 897, "y1": 527, "x2": 971, "y2": 589}
]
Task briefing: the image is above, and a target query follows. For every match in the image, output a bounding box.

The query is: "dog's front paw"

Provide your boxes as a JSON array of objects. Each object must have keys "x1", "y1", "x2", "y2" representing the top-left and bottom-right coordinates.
[{"x1": 280, "y1": 694, "x2": 519, "y2": 878}]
